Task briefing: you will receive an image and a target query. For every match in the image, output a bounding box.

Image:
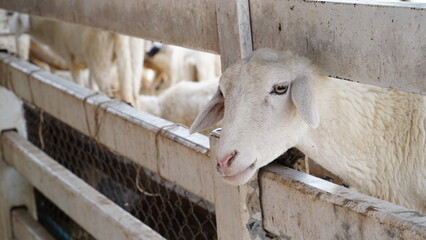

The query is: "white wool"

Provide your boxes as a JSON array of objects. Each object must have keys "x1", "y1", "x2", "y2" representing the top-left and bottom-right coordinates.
[
  {"x1": 137, "y1": 95, "x2": 161, "y2": 117},
  {"x1": 24, "y1": 15, "x2": 144, "y2": 106},
  {"x1": 0, "y1": 10, "x2": 30, "y2": 60},
  {"x1": 143, "y1": 44, "x2": 221, "y2": 95},
  {"x1": 191, "y1": 48, "x2": 426, "y2": 213},
  {"x1": 139, "y1": 79, "x2": 219, "y2": 131}
]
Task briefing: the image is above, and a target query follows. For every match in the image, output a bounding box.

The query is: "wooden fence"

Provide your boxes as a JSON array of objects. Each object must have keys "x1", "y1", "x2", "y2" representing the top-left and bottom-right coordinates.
[{"x1": 0, "y1": 0, "x2": 425, "y2": 239}]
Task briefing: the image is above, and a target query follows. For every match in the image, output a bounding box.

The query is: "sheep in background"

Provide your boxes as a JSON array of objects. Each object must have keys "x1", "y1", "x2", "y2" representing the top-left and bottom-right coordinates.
[
  {"x1": 190, "y1": 48, "x2": 426, "y2": 213},
  {"x1": 10, "y1": 13, "x2": 144, "y2": 106},
  {"x1": 29, "y1": 40, "x2": 68, "y2": 71},
  {"x1": 142, "y1": 44, "x2": 221, "y2": 95},
  {"x1": 138, "y1": 79, "x2": 219, "y2": 134},
  {"x1": 0, "y1": 10, "x2": 30, "y2": 60},
  {"x1": 0, "y1": 10, "x2": 15, "y2": 51}
]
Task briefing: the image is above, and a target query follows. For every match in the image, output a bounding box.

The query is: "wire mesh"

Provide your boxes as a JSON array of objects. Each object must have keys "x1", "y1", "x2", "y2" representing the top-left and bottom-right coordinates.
[
  {"x1": 24, "y1": 103, "x2": 217, "y2": 240},
  {"x1": 34, "y1": 190, "x2": 96, "y2": 240}
]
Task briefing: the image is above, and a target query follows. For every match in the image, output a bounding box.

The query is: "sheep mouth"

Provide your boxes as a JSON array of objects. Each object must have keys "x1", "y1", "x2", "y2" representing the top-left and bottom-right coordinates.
[{"x1": 223, "y1": 160, "x2": 257, "y2": 183}]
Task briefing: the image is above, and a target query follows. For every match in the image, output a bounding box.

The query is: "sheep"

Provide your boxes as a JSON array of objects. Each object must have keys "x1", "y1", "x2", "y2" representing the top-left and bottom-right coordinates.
[
  {"x1": 138, "y1": 79, "x2": 219, "y2": 133},
  {"x1": 11, "y1": 13, "x2": 144, "y2": 106},
  {"x1": 142, "y1": 44, "x2": 221, "y2": 95},
  {"x1": 0, "y1": 10, "x2": 30, "y2": 60},
  {"x1": 190, "y1": 48, "x2": 426, "y2": 213},
  {"x1": 28, "y1": 40, "x2": 68, "y2": 71}
]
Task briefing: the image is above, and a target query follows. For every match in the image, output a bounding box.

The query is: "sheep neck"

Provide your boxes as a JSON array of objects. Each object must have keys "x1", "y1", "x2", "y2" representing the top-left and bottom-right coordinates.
[{"x1": 295, "y1": 76, "x2": 426, "y2": 207}]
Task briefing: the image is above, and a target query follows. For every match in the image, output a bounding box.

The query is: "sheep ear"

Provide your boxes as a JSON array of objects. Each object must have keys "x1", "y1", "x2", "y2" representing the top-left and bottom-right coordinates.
[
  {"x1": 190, "y1": 90, "x2": 224, "y2": 134},
  {"x1": 291, "y1": 75, "x2": 319, "y2": 129}
]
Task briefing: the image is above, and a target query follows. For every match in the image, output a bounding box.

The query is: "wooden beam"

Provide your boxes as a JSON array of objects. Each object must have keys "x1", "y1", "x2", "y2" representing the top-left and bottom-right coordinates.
[
  {"x1": 0, "y1": 0, "x2": 219, "y2": 53},
  {"x1": 0, "y1": 53, "x2": 215, "y2": 203},
  {"x1": 250, "y1": 0, "x2": 426, "y2": 94},
  {"x1": 212, "y1": 1, "x2": 257, "y2": 238},
  {"x1": 1, "y1": 131, "x2": 165, "y2": 240},
  {"x1": 11, "y1": 208, "x2": 55, "y2": 240},
  {"x1": 260, "y1": 164, "x2": 426, "y2": 239},
  {"x1": 0, "y1": 156, "x2": 37, "y2": 240},
  {"x1": 215, "y1": 0, "x2": 253, "y2": 68}
]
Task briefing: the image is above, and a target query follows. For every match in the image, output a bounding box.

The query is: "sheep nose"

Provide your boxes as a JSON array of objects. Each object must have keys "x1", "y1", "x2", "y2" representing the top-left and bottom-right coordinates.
[{"x1": 217, "y1": 151, "x2": 237, "y2": 170}]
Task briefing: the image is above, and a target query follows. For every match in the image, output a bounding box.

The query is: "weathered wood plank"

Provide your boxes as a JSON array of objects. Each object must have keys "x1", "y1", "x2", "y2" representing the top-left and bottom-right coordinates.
[
  {"x1": 260, "y1": 164, "x2": 426, "y2": 239},
  {"x1": 158, "y1": 132, "x2": 214, "y2": 202},
  {"x1": 0, "y1": 0, "x2": 219, "y2": 53},
  {"x1": 11, "y1": 208, "x2": 55, "y2": 240},
  {"x1": 215, "y1": 0, "x2": 252, "y2": 68},
  {"x1": 213, "y1": 1, "x2": 255, "y2": 238},
  {"x1": 0, "y1": 157, "x2": 37, "y2": 240},
  {"x1": 1, "y1": 131, "x2": 165, "y2": 240},
  {"x1": 250, "y1": 0, "x2": 426, "y2": 94},
  {"x1": 0, "y1": 53, "x2": 214, "y2": 203}
]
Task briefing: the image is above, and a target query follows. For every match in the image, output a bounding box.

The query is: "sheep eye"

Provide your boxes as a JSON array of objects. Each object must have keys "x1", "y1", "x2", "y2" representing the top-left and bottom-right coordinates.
[{"x1": 271, "y1": 84, "x2": 289, "y2": 95}]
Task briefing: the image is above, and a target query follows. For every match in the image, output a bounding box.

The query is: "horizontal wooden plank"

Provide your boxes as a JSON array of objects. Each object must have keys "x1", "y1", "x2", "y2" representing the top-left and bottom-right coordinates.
[
  {"x1": 250, "y1": 0, "x2": 426, "y2": 94},
  {"x1": 11, "y1": 208, "x2": 55, "y2": 240},
  {"x1": 0, "y1": 53, "x2": 214, "y2": 203},
  {"x1": 0, "y1": 0, "x2": 219, "y2": 53},
  {"x1": 260, "y1": 164, "x2": 426, "y2": 239},
  {"x1": 0, "y1": 155, "x2": 37, "y2": 240},
  {"x1": 1, "y1": 131, "x2": 165, "y2": 240}
]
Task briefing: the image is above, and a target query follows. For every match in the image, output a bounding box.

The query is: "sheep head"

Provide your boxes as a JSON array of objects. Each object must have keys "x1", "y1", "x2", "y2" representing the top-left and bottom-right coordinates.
[{"x1": 190, "y1": 48, "x2": 319, "y2": 185}]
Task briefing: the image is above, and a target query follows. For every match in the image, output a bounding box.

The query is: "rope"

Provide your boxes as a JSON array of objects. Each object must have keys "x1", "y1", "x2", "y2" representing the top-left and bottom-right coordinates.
[
  {"x1": 27, "y1": 69, "x2": 43, "y2": 105},
  {"x1": 92, "y1": 99, "x2": 119, "y2": 140},
  {"x1": 38, "y1": 109, "x2": 45, "y2": 150},
  {"x1": 154, "y1": 123, "x2": 188, "y2": 174},
  {"x1": 134, "y1": 123, "x2": 186, "y2": 197},
  {"x1": 135, "y1": 166, "x2": 161, "y2": 197}
]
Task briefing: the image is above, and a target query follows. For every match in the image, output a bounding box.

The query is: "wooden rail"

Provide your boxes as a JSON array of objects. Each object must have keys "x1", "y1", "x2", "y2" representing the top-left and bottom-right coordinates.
[
  {"x1": 209, "y1": 132, "x2": 426, "y2": 240},
  {"x1": 1, "y1": 131, "x2": 165, "y2": 240},
  {"x1": 260, "y1": 165, "x2": 426, "y2": 239},
  {"x1": 250, "y1": 0, "x2": 426, "y2": 94},
  {"x1": 0, "y1": 0, "x2": 425, "y2": 93},
  {"x1": 0, "y1": 148, "x2": 37, "y2": 240},
  {"x1": 0, "y1": 0, "x2": 219, "y2": 53},
  {"x1": 11, "y1": 208, "x2": 55, "y2": 240},
  {"x1": 0, "y1": 1, "x2": 426, "y2": 239},
  {"x1": 0, "y1": 54, "x2": 215, "y2": 203}
]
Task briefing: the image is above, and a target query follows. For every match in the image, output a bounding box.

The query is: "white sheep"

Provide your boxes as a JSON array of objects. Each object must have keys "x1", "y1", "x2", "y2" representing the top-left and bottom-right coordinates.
[
  {"x1": 138, "y1": 79, "x2": 219, "y2": 132},
  {"x1": 12, "y1": 14, "x2": 144, "y2": 106},
  {"x1": 190, "y1": 48, "x2": 426, "y2": 213},
  {"x1": 29, "y1": 40, "x2": 68, "y2": 71},
  {"x1": 0, "y1": 10, "x2": 30, "y2": 60},
  {"x1": 142, "y1": 44, "x2": 221, "y2": 95}
]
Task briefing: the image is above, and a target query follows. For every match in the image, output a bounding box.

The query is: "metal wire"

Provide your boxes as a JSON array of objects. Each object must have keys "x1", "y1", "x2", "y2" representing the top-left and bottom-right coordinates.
[
  {"x1": 34, "y1": 190, "x2": 95, "y2": 240},
  {"x1": 24, "y1": 103, "x2": 217, "y2": 240}
]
